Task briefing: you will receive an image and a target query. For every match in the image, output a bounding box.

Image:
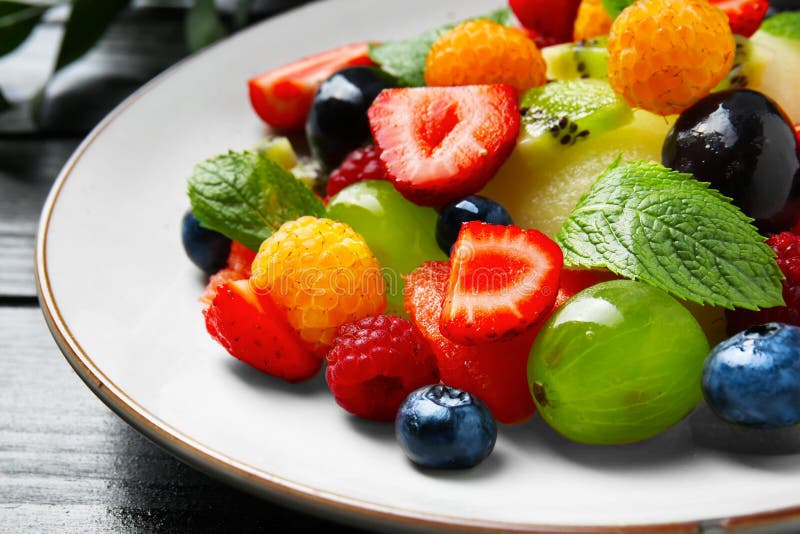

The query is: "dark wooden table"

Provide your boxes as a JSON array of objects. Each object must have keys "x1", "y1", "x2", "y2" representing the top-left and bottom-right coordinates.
[{"x1": 0, "y1": 3, "x2": 370, "y2": 532}]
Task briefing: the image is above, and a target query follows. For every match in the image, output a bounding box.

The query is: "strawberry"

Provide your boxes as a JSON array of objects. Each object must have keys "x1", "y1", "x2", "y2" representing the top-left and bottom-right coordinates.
[
  {"x1": 200, "y1": 241, "x2": 257, "y2": 306},
  {"x1": 204, "y1": 279, "x2": 321, "y2": 382},
  {"x1": 709, "y1": 0, "x2": 770, "y2": 38},
  {"x1": 440, "y1": 222, "x2": 563, "y2": 345},
  {"x1": 368, "y1": 85, "x2": 519, "y2": 207},
  {"x1": 509, "y1": 0, "x2": 582, "y2": 45},
  {"x1": 513, "y1": 25, "x2": 563, "y2": 48},
  {"x1": 404, "y1": 261, "x2": 537, "y2": 424},
  {"x1": 248, "y1": 42, "x2": 374, "y2": 131}
]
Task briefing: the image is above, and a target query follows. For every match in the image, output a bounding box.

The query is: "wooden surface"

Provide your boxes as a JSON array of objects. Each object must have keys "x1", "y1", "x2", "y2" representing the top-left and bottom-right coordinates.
[{"x1": 0, "y1": 4, "x2": 370, "y2": 532}]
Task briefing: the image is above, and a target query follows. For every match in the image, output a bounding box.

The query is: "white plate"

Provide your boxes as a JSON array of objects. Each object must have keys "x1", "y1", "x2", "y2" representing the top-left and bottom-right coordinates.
[{"x1": 36, "y1": 1, "x2": 800, "y2": 531}]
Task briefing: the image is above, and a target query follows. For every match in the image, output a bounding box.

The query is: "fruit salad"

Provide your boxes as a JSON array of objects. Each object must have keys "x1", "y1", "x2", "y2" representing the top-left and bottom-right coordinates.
[{"x1": 182, "y1": 0, "x2": 800, "y2": 469}]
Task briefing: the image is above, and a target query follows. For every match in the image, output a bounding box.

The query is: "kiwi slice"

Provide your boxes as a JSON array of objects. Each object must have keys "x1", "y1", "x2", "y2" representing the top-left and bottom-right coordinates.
[
  {"x1": 542, "y1": 38, "x2": 609, "y2": 81},
  {"x1": 749, "y1": 28, "x2": 800, "y2": 123},
  {"x1": 714, "y1": 35, "x2": 768, "y2": 91},
  {"x1": 518, "y1": 79, "x2": 633, "y2": 156}
]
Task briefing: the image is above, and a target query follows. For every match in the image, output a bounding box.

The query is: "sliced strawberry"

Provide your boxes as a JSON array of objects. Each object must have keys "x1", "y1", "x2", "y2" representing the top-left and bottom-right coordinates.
[
  {"x1": 509, "y1": 0, "x2": 582, "y2": 45},
  {"x1": 248, "y1": 42, "x2": 375, "y2": 131},
  {"x1": 404, "y1": 261, "x2": 536, "y2": 424},
  {"x1": 441, "y1": 222, "x2": 563, "y2": 345},
  {"x1": 368, "y1": 85, "x2": 520, "y2": 207},
  {"x1": 200, "y1": 241, "x2": 257, "y2": 306},
  {"x1": 226, "y1": 241, "x2": 257, "y2": 275},
  {"x1": 709, "y1": 0, "x2": 769, "y2": 38},
  {"x1": 204, "y1": 280, "x2": 321, "y2": 382}
]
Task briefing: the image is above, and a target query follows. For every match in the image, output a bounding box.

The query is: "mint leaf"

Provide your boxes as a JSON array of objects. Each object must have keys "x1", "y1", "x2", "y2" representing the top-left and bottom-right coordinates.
[
  {"x1": 55, "y1": 0, "x2": 130, "y2": 71},
  {"x1": 188, "y1": 150, "x2": 324, "y2": 251},
  {"x1": 369, "y1": 7, "x2": 512, "y2": 87},
  {"x1": 186, "y1": 0, "x2": 226, "y2": 51},
  {"x1": 601, "y1": 0, "x2": 633, "y2": 18},
  {"x1": 760, "y1": 11, "x2": 800, "y2": 41},
  {"x1": 555, "y1": 160, "x2": 784, "y2": 310}
]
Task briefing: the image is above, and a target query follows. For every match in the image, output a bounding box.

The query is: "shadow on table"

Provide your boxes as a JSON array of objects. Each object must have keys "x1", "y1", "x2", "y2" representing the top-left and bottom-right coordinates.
[{"x1": 105, "y1": 419, "x2": 372, "y2": 532}]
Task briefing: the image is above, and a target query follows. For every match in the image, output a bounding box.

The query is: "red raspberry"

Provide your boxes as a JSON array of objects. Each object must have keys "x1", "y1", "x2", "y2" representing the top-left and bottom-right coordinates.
[
  {"x1": 727, "y1": 232, "x2": 800, "y2": 332},
  {"x1": 325, "y1": 145, "x2": 388, "y2": 199},
  {"x1": 325, "y1": 315, "x2": 439, "y2": 421}
]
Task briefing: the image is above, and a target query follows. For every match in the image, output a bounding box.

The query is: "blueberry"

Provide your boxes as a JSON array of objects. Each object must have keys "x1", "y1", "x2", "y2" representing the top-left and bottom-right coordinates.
[
  {"x1": 702, "y1": 323, "x2": 800, "y2": 429},
  {"x1": 181, "y1": 210, "x2": 231, "y2": 274},
  {"x1": 306, "y1": 66, "x2": 392, "y2": 171},
  {"x1": 395, "y1": 384, "x2": 497, "y2": 469},
  {"x1": 436, "y1": 195, "x2": 513, "y2": 255},
  {"x1": 662, "y1": 89, "x2": 800, "y2": 233}
]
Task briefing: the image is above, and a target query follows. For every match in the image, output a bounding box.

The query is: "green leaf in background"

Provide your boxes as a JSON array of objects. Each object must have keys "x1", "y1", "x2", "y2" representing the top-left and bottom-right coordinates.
[
  {"x1": 234, "y1": 0, "x2": 252, "y2": 28},
  {"x1": 55, "y1": 0, "x2": 130, "y2": 71},
  {"x1": 760, "y1": 11, "x2": 800, "y2": 41},
  {"x1": 600, "y1": 0, "x2": 633, "y2": 18},
  {"x1": 0, "y1": 87, "x2": 9, "y2": 112},
  {"x1": 369, "y1": 7, "x2": 513, "y2": 87},
  {"x1": 186, "y1": 0, "x2": 226, "y2": 52},
  {"x1": 188, "y1": 150, "x2": 325, "y2": 251},
  {"x1": 555, "y1": 159, "x2": 784, "y2": 310},
  {"x1": 0, "y1": 1, "x2": 47, "y2": 56}
]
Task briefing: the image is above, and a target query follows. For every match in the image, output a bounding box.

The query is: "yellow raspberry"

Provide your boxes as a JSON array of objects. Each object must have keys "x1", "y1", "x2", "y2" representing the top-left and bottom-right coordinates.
[
  {"x1": 425, "y1": 19, "x2": 546, "y2": 91},
  {"x1": 607, "y1": 0, "x2": 735, "y2": 116},
  {"x1": 574, "y1": 0, "x2": 613, "y2": 41},
  {"x1": 250, "y1": 216, "x2": 385, "y2": 349}
]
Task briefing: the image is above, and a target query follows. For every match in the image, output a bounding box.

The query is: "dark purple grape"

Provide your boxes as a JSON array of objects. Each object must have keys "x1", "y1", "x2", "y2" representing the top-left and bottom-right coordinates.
[
  {"x1": 662, "y1": 89, "x2": 800, "y2": 233},
  {"x1": 306, "y1": 66, "x2": 392, "y2": 171}
]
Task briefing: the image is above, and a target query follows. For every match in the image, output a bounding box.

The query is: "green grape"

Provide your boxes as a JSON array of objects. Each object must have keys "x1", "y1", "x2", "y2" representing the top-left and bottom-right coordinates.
[
  {"x1": 325, "y1": 181, "x2": 447, "y2": 315},
  {"x1": 527, "y1": 280, "x2": 709, "y2": 445}
]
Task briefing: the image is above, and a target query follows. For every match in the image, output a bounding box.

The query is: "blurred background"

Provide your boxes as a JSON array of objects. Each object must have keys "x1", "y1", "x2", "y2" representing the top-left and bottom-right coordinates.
[{"x1": 0, "y1": 0, "x2": 318, "y2": 132}]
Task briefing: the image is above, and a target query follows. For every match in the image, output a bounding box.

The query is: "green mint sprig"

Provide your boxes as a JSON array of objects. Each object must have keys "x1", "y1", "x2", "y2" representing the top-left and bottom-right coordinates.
[
  {"x1": 369, "y1": 7, "x2": 514, "y2": 87},
  {"x1": 188, "y1": 150, "x2": 324, "y2": 251},
  {"x1": 555, "y1": 159, "x2": 784, "y2": 310},
  {"x1": 760, "y1": 11, "x2": 800, "y2": 41}
]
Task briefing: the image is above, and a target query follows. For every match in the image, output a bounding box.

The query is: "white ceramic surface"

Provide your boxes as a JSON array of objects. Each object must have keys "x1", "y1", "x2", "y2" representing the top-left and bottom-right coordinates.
[{"x1": 36, "y1": 1, "x2": 800, "y2": 531}]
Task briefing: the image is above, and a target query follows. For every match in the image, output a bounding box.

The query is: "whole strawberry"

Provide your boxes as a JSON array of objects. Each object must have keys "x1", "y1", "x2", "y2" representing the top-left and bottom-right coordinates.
[
  {"x1": 509, "y1": 0, "x2": 582, "y2": 45},
  {"x1": 326, "y1": 315, "x2": 439, "y2": 421}
]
